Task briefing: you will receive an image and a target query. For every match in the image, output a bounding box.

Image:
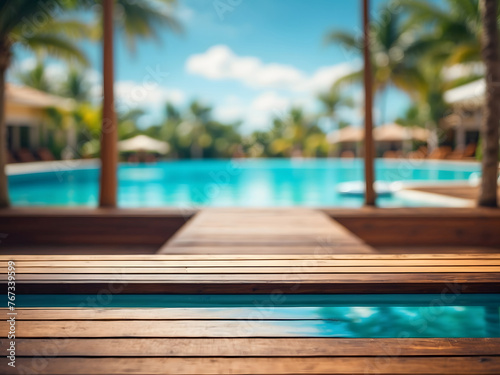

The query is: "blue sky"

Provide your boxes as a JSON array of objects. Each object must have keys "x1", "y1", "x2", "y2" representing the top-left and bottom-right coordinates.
[{"x1": 11, "y1": 0, "x2": 412, "y2": 132}]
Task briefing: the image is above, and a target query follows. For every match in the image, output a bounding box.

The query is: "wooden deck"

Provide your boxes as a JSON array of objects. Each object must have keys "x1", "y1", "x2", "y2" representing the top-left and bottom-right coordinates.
[
  {"x1": 407, "y1": 185, "x2": 499, "y2": 202},
  {"x1": 161, "y1": 208, "x2": 375, "y2": 254},
  {"x1": 1, "y1": 253, "x2": 500, "y2": 374},
  {"x1": 1, "y1": 208, "x2": 500, "y2": 374}
]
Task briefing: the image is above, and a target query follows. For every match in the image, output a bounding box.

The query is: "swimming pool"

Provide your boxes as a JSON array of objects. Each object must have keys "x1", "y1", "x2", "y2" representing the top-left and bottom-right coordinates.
[
  {"x1": 14, "y1": 294, "x2": 500, "y2": 338},
  {"x1": 8, "y1": 158, "x2": 480, "y2": 207}
]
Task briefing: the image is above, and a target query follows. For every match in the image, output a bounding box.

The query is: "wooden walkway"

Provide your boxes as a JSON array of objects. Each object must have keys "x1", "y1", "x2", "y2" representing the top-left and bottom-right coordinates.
[
  {"x1": 161, "y1": 208, "x2": 375, "y2": 254},
  {"x1": 1, "y1": 208, "x2": 500, "y2": 374}
]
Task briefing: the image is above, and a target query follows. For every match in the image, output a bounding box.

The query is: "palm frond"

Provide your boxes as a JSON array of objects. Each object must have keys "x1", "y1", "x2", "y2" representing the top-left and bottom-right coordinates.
[
  {"x1": 108, "y1": 0, "x2": 182, "y2": 53},
  {"x1": 444, "y1": 73, "x2": 484, "y2": 91},
  {"x1": 1, "y1": 0, "x2": 64, "y2": 37},
  {"x1": 399, "y1": 0, "x2": 452, "y2": 26},
  {"x1": 447, "y1": 42, "x2": 481, "y2": 65},
  {"x1": 391, "y1": 67, "x2": 426, "y2": 99},
  {"x1": 36, "y1": 19, "x2": 93, "y2": 39},
  {"x1": 324, "y1": 30, "x2": 363, "y2": 52},
  {"x1": 20, "y1": 33, "x2": 89, "y2": 66},
  {"x1": 332, "y1": 69, "x2": 364, "y2": 89}
]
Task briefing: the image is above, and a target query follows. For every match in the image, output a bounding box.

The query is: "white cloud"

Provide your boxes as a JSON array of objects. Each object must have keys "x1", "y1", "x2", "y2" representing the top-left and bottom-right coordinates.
[
  {"x1": 303, "y1": 64, "x2": 357, "y2": 92},
  {"x1": 213, "y1": 91, "x2": 318, "y2": 133},
  {"x1": 114, "y1": 80, "x2": 185, "y2": 111},
  {"x1": 251, "y1": 91, "x2": 291, "y2": 113},
  {"x1": 186, "y1": 45, "x2": 357, "y2": 93}
]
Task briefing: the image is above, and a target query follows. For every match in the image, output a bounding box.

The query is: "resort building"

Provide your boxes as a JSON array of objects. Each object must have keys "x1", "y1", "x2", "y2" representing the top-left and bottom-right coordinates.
[
  {"x1": 443, "y1": 78, "x2": 484, "y2": 153},
  {"x1": 5, "y1": 83, "x2": 75, "y2": 162}
]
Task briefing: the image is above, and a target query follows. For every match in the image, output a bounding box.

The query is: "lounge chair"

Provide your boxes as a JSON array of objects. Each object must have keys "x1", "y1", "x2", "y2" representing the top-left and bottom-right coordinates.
[
  {"x1": 340, "y1": 150, "x2": 355, "y2": 158},
  {"x1": 427, "y1": 146, "x2": 452, "y2": 159},
  {"x1": 447, "y1": 143, "x2": 477, "y2": 160},
  {"x1": 16, "y1": 148, "x2": 37, "y2": 163},
  {"x1": 7, "y1": 151, "x2": 17, "y2": 164},
  {"x1": 36, "y1": 148, "x2": 56, "y2": 161},
  {"x1": 383, "y1": 150, "x2": 398, "y2": 159}
]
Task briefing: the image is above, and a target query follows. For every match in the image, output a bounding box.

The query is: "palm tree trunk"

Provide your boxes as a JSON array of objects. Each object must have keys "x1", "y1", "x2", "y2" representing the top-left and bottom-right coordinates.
[
  {"x1": 0, "y1": 41, "x2": 11, "y2": 208},
  {"x1": 99, "y1": 0, "x2": 118, "y2": 207},
  {"x1": 363, "y1": 0, "x2": 376, "y2": 206},
  {"x1": 479, "y1": 0, "x2": 500, "y2": 207}
]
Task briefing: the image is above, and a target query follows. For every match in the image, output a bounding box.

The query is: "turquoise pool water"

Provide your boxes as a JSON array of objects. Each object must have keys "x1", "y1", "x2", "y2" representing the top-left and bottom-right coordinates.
[
  {"x1": 14, "y1": 294, "x2": 500, "y2": 338},
  {"x1": 8, "y1": 158, "x2": 480, "y2": 207}
]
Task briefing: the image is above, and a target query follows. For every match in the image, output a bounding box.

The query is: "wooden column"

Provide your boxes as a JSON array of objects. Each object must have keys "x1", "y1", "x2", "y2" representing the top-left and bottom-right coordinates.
[
  {"x1": 99, "y1": 0, "x2": 118, "y2": 207},
  {"x1": 363, "y1": 0, "x2": 376, "y2": 206}
]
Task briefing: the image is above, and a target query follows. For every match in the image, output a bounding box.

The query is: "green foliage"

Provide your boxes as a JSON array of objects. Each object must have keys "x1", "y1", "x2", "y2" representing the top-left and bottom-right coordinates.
[{"x1": 15, "y1": 59, "x2": 53, "y2": 92}]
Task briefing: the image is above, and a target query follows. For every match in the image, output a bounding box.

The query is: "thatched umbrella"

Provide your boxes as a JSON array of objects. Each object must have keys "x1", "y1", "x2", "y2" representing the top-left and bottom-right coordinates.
[
  {"x1": 118, "y1": 135, "x2": 169, "y2": 154},
  {"x1": 328, "y1": 126, "x2": 364, "y2": 143},
  {"x1": 374, "y1": 123, "x2": 429, "y2": 142}
]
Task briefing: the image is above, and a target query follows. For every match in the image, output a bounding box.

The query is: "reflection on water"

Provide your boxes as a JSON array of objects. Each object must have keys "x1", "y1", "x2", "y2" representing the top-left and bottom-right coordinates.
[
  {"x1": 316, "y1": 305, "x2": 500, "y2": 338},
  {"x1": 15, "y1": 294, "x2": 500, "y2": 338}
]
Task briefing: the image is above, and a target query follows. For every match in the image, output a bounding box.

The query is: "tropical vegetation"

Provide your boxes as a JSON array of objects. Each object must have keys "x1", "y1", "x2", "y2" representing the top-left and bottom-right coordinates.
[{"x1": 0, "y1": 0, "x2": 181, "y2": 207}]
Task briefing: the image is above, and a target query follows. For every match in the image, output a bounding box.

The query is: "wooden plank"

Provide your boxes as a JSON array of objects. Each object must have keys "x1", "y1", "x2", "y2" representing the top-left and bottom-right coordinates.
[
  {"x1": 7, "y1": 283, "x2": 499, "y2": 295},
  {"x1": 0, "y1": 307, "x2": 386, "y2": 321},
  {"x1": 3, "y1": 254, "x2": 500, "y2": 261},
  {"x1": 11, "y1": 277, "x2": 498, "y2": 294},
  {"x1": 8, "y1": 259, "x2": 500, "y2": 267},
  {"x1": 0, "y1": 320, "x2": 426, "y2": 338},
  {"x1": 8, "y1": 266, "x2": 500, "y2": 274},
  {"x1": 12, "y1": 272, "x2": 500, "y2": 282},
  {"x1": 4, "y1": 299, "x2": 500, "y2": 321},
  {"x1": 3, "y1": 357, "x2": 500, "y2": 374},
  {"x1": 3, "y1": 338, "x2": 499, "y2": 357}
]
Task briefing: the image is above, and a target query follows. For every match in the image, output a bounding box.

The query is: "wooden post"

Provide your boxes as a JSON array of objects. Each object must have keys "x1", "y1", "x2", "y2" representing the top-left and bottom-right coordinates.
[
  {"x1": 363, "y1": 0, "x2": 376, "y2": 206},
  {"x1": 99, "y1": 0, "x2": 118, "y2": 208}
]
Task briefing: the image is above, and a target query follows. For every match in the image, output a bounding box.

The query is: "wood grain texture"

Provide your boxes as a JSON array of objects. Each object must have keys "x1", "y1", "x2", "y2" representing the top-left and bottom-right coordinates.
[
  {"x1": 8, "y1": 266, "x2": 500, "y2": 274},
  {"x1": 8, "y1": 259, "x2": 500, "y2": 266},
  {"x1": 2, "y1": 338, "x2": 499, "y2": 357},
  {"x1": 4, "y1": 254, "x2": 500, "y2": 260},
  {"x1": 3, "y1": 357, "x2": 500, "y2": 374}
]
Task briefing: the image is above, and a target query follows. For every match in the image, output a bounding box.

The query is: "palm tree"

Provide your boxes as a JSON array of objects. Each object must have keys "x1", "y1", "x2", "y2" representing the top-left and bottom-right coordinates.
[
  {"x1": 478, "y1": 0, "x2": 499, "y2": 207},
  {"x1": 0, "y1": 1, "x2": 89, "y2": 207},
  {"x1": 324, "y1": 5, "x2": 426, "y2": 124},
  {"x1": 0, "y1": 0, "x2": 182, "y2": 208},
  {"x1": 401, "y1": 0, "x2": 485, "y2": 66},
  {"x1": 317, "y1": 87, "x2": 354, "y2": 130},
  {"x1": 268, "y1": 107, "x2": 326, "y2": 157},
  {"x1": 403, "y1": 0, "x2": 499, "y2": 206},
  {"x1": 16, "y1": 59, "x2": 54, "y2": 93},
  {"x1": 59, "y1": 66, "x2": 92, "y2": 102},
  {"x1": 186, "y1": 101, "x2": 212, "y2": 159},
  {"x1": 90, "y1": 0, "x2": 181, "y2": 207}
]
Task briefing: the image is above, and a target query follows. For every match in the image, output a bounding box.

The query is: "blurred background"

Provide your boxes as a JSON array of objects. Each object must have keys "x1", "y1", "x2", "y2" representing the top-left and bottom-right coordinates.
[{"x1": 2, "y1": 0, "x2": 494, "y2": 207}]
